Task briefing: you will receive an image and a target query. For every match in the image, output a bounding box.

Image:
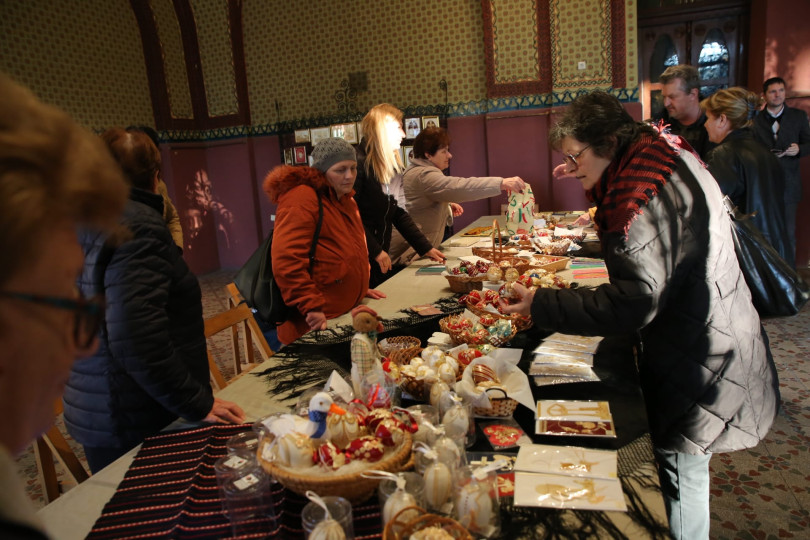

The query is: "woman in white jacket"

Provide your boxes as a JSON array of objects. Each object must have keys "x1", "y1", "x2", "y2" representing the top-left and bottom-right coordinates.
[{"x1": 389, "y1": 127, "x2": 526, "y2": 263}]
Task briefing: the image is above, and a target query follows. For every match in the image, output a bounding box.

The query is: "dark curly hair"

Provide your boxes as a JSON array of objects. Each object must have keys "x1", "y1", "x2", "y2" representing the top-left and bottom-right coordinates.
[{"x1": 549, "y1": 91, "x2": 655, "y2": 160}]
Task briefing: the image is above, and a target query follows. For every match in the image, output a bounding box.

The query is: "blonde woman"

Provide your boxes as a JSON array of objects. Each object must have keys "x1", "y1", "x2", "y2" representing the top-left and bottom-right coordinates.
[
  {"x1": 702, "y1": 87, "x2": 790, "y2": 262},
  {"x1": 354, "y1": 104, "x2": 445, "y2": 287}
]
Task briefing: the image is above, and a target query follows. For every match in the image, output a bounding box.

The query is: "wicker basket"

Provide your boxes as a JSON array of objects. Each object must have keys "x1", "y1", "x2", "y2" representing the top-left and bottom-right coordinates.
[
  {"x1": 463, "y1": 300, "x2": 533, "y2": 332},
  {"x1": 470, "y1": 219, "x2": 522, "y2": 261},
  {"x1": 472, "y1": 387, "x2": 519, "y2": 417},
  {"x1": 398, "y1": 373, "x2": 432, "y2": 401},
  {"x1": 445, "y1": 320, "x2": 518, "y2": 348},
  {"x1": 536, "y1": 239, "x2": 571, "y2": 255},
  {"x1": 443, "y1": 274, "x2": 486, "y2": 293},
  {"x1": 258, "y1": 432, "x2": 413, "y2": 504},
  {"x1": 383, "y1": 506, "x2": 472, "y2": 540},
  {"x1": 379, "y1": 336, "x2": 422, "y2": 364}
]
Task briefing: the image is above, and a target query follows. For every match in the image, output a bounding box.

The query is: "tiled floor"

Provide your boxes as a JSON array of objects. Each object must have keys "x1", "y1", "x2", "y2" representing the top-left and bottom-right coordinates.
[{"x1": 18, "y1": 269, "x2": 810, "y2": 540}]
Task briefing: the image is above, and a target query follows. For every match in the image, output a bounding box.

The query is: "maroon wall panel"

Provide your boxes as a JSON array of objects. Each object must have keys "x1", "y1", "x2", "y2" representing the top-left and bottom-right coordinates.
[
  {"x1": 250, "y1": 136, "x2": 282, "y2": 238},
  {"x1": 446, "y1": 115, "x2": 493, "y2": 231},
  {"x1": 204, "y1": 142, "x2": 261, "y2": 269}
]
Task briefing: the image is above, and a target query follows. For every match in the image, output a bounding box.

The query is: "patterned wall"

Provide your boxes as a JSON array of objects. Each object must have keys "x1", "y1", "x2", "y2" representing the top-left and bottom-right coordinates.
[
  {"x1": 243, "y1": 0, "x2": 489, "y2": 126},
  {"x1": 153, "y1": 0, "x2": 194, "y2": 119},
  {"x1": 190, "y1": 0, "x2": 239, "y2": 117},
  {"x1": 552, "y1": 0, "x2": 613, "y2": 88},
  {"x1": 0, "y1": 0, "x2": 154, "y2": 131},
  {"x1": 491, "y1": 0, "x2": 540, "y2": 83}
]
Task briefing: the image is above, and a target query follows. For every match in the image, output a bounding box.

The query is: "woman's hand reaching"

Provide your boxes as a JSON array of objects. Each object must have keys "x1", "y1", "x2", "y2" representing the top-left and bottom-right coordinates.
[
  {"x1": 499, "y1": 283, "x2": 535, "y2": 317},
  {"x1": 424, "y1": 248, "x2": 446, "y2": 262},
  {"x1": 449, "y1": 202, "x2": 464, "y2": 217},
  {"x1": 366, "y1": 289, "x2": 387, "y2": 299},
  {"x1": 375, "y1": 250, "x2": 392, "y2": 274},
  {"x1": 501, "y1": 176, "x2": 527, "y2": 193},
  {"x1": 305, "y1": 311, "x2": 328, "y2": 331},
  {"x1": 203, "y1": 397, "x2": 246, "y2": 424}
]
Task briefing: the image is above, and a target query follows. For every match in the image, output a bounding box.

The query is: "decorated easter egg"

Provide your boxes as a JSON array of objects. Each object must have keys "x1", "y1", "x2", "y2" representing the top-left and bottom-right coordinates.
[
  {"x1": 275, "y1": 431, "x2": 315, "y2": 468},
  {"x1": 383, "y1": 489, "x2": 419, "y2": 526},
  {"x1": 364, "y1": 408, "x2": 394, "y2": 432},
  {"x1": 326, "y1": 411, "x2": 365, "y2": 449},
  {"x1": 374, "y1": 418, "x2": 405, "y2": 447},
  {"x1": 504, "y1": 267, "x2": 520, "y2": 282},
  {"x1": 409, "y1": 357, "x2": 425, "y2": 368},
  {"x1": 308, "y1": 518, "x2": 347, "y2": 540},
  {"x1": 316, "y1": 441, "x2": 350, "y2": 470},
  {"x1": 483, "y1": 289, "x2": 499, "y2": 303},
  {"x1": 486, "y1": 265, "x2": 503, "y2": 282},
  {"x1": 456, "y1": 348, "x2": 483, "y2": 367},
  {"x1": 456, "y1": 482, "x2": 494, "y2": 532},
  {"x1": 479, "y1": 314, "x2": 497, "y2": 326},
  {"x1": 442, "y1": 404, "x2": 470, "y2": 440},
  {"x1": 433, "y1": 435, "x2": 463, "y2": 467},
  {"x1": 346, "y1": 436, "x2": 385, "y2": 462},
  {"x1": 421, "y1": 346, "x2": 445, "y2": 367},
  {"x1": 466, "y1": 290, "x2": 482, "y2": 303},
  {"x1": 438, "y1": 362, "x2": 456, "y2": 385},
  {"x1": 429, "y1": 380, "x2": 450, "y2": 409},
  {"x1": 472, "y1": 364, "x2": 500, "y2": 385},
  {"x1": 423, "y1": 461, "x2": 453, "y2": 510},
  {"x1": 443, "y1": 356, "x2": 460, "y2": 375}
]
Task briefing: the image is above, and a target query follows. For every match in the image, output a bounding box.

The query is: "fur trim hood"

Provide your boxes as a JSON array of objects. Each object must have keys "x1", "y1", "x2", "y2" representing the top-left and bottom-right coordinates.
[{"x1": 263, "y1": 165, "x2": 327, "y2": 204}]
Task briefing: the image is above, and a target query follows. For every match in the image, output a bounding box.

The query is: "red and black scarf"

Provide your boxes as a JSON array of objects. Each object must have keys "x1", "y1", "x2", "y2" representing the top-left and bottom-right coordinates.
[{"x1": 588, "y1": 133, "x2": 679, "y2": 239}]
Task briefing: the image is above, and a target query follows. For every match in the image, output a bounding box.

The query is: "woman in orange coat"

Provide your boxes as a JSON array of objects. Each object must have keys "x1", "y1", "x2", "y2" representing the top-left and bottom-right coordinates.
[{"x1": 264, "y1": 138, "x2": 385, "y2": 345}]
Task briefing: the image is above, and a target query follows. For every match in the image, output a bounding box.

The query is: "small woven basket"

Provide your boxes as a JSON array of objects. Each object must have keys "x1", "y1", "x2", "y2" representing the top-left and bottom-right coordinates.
[
  {"x1": 444, "y1": 320, "x2": 518, "y2": 348},
  {"x1": 536, "y1": 239, "x2": 571, "y2": 256},
  {"x1": 398, "y1": 373, "x2": 431, "y2": 401},
  {"x1": 379, "y1": 336, "x2": 422, "y2": 364},
  {"x1": 443, "y1": 274, "x2": 486, "y2": 293},
  {"x1": 472, "y1": 387, "x2": 519, "y2": 417},
  {"x1": 383, "y1": 506, "x2": 472, "y2": 540},
  {"x1": 521, "y1": 255, "x2": 570, "y2": 273},
  {"x1": 258, "y1": 432, "x2": 412, "y2": 504}
]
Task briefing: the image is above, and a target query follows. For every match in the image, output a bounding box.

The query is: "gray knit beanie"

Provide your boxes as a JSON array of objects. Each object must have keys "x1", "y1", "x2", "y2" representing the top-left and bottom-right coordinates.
[{"x1": 311, "y1": 137, "x2": 356, "y2": 173}]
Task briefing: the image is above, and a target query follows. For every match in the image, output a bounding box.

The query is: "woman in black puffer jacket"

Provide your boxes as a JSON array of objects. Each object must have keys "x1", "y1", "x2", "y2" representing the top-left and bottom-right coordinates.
[
  {"x1": 63, "y1": 129, "x2": 245, "y2": 473},
  {"x1": 504, "y1": 92, "x2": 779, "y2": 540}
]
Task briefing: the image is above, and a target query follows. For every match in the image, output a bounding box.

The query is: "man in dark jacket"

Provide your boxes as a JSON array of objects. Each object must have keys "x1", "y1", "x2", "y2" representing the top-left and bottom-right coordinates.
[
  {"x1": 63, "y1": 129, "x2": 245, "y2": 473},
  {"x1": 752, "y1": 76, "x2": 810, "y2": 267}
]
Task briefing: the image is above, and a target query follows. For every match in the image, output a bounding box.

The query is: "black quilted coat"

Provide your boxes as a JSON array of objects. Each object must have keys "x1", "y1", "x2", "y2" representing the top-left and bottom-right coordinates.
[
  {"x1": 530, "y1": 151, "x2": 780, "y2": 454},
  {"x1": 64, "y1": 188, "x2": 213, "y2": 450}
]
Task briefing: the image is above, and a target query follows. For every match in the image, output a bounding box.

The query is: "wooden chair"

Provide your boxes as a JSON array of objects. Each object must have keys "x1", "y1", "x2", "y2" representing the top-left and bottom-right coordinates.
[
  {"x1": 34, "y1": 400, "x2": 90, "y2": 503},
  {"x1": 204, "y1": 298, "x2": 272, "y2": 391},
  {"x1": 225, "y1": 282, "x2": 274, "y2": 363}
]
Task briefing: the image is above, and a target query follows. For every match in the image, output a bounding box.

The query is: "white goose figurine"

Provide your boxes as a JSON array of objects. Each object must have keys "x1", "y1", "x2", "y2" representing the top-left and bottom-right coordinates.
[{"x1": 265, "y1": 391, "x2": 345, "y2": 441}]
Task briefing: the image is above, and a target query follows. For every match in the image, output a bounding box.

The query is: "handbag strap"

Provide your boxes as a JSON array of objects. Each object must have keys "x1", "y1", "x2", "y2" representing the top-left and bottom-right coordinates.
[{"x1": 307, "y1": 191, "x2": 324, "y2": 273}]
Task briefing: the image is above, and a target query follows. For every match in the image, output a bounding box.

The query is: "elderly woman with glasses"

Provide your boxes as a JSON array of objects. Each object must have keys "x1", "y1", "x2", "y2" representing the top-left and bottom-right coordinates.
[
  {"x1": 0, "y1": 76, "x2": 128, "y2": 535},
  {"x1": 61, "y1": 128, "x2": 245, "y2": 474},
  {"x1": 503, "y1": 91, "x2": 779, "y2": 540}
]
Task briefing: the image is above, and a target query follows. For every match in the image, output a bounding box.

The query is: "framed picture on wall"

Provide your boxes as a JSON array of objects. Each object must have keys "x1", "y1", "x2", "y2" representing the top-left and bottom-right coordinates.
[
  {"x1": 402, "y1": 146, "x2": 414, "y2": 167},
  {"x1": 294, "y1": 129, "x2": 311, "y2": 143},
  {"x1": 405, "y1": 117, "x2": 421, "y2": 139},
  {"x1": 422, "y1": 116, "x2": 439, "y2": 130},
  {"x1": 294, "y1": 146, "x2": 307, "y2": 164},
  {"x1": 341, "y1": 123, "x2": 358, "y2": 144},
  {"x1": 284, "y1": 148, "x2": 293, "y2": 165},
  {"x1": 310, "y1": 127, "x2": 330, "y2": 146},
  {"x1": 330, "y1": 124, "x2": 346, "y2": 139}
]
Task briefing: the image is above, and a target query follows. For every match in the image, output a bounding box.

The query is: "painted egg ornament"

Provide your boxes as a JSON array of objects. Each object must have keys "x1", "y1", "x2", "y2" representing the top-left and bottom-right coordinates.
[
  {"x1": 442, "y1": 403, "x2": 471, "y2": 440},
  {"x1": 326, "y1": 411, "x2": 365, "y2": 449},
  {"x1": 479, "y1": 314, "x2": 497, "y2": 326},
  {"x1": 486, "y1": 265, "x2": 503, "y2": 282},
  {"x1": 438, "y1": 362, "x2": 456, "y2": 385},
  {"x1": 429, "y1": 380, "x2": 450, "y2": 409},
  {"x1": 442, "y1": 356, "x2": 459, "y2": 374},
  {"x1": 483, "y1": 289, "x2": 500, "y2": 303},
  {"x1": 364, "y1": 408, "x2": 394, "y2": 432},
  {"x1": 456, "y1": 482, "x2": 494, "y2": 533},
  {"x1": 275, "y1": 431, "x2": 316, "y2": 468},
  {"x1": 472, "y1": 364, "x2": 500, "y2": 385},
  {"x1": 503, "y1": 267, "x2": 520, "y2": 282},
  {"x1": 374, "y1": 418, "x2": 405, "y2": 447},
  {"x1": 423, "y1": 461, "x2": 453, "y2": 510},
  {"x1": 382, "y1": 487, "x2": 419, "y2": 526},
  {"x1": 409, "y1": 357, "x2": 425, "y2": 368},
  {"x1": 433, "y1": 434, "x2": 463, "y2": 468},
  {"x1": 308, "y1": 518, "x2": 347, "y2": 540},
  {"x1": 346, "y1": 436, "x2": 385, "y2": 462},
  {"x1": 421, "y1": 346, "x2": 446, "y2": 367},
  {"x1": 517, "y1": 274, "x2": 533, "y2": 288},
  {"x1": 316, "y1": 441, "x2": 350, "y2": 470},
  {"x1": 415, "y1": 365, "x2": 437, "y2": 380},
  {"x1": 456, "y1": 348, "x2": 483, "y2": 367},
  {"x1": 478, "y1": 344, "x2": 495, "y2": 355},
  {"x1": 466, "y1": 290, "x2": 483, "y2": 303}
]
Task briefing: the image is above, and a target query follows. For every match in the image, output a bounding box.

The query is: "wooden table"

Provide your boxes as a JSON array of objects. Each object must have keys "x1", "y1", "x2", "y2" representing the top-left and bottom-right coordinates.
[{"x1": 38, "y1": 215, "x2": 669, "y2": 539}]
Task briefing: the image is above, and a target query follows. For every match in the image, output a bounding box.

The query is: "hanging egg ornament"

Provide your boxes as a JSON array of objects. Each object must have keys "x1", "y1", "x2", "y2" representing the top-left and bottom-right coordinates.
[
  {"x1": 456, "y1": 481, "x2": 494, "y2": 533},
  {"x1": 486, "y1": 265, "x2": 503, "y2": 282},
  {"x1": 504, "y1": 267, "x2": 520, "y2": 282},
  {"x1": 383, "y1": 484, "x2": 419, "y2": 526},
  {"x1": 423, "y1": 460, "x2": 453, "y2": 511},
  {"x1": 429, "y1": 380, "x2": 450, "y2": 409},
  {"x1": 308, "y1": 518, "x2": 346, "y2": 540},
  {"x1": 442, "y1": 403, "x2": 470, "y2": 440},
  {"x1": 326, "y1": 411, "x2": 365, "y2": 449},
  {"x1": 433, "y1": 433, "x2": 463, "y2": 468}
]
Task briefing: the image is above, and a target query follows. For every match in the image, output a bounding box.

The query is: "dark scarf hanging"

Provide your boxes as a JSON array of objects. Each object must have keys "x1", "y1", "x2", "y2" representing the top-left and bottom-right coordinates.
[{"x1": 588, "y1": 133, "x2": 679, "y2": 239}]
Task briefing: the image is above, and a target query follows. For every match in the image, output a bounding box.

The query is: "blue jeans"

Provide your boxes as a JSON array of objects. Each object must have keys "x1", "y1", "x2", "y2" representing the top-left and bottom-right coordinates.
[
  {"x1": 252, "y1": 310, "x2": 283, "y2": 352},
  {"x1": 654, "y1": 448, "x2": 711, "y2": 540}
]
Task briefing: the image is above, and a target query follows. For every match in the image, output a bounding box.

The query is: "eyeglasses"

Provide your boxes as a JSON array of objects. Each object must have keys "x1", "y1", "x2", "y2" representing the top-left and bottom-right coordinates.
[
  {"x1": 563, "y1": 145, "x2": 591, "y2": 170},
  {"x1": 0, "y1": 290, "x2": 105, "y2": 350}
]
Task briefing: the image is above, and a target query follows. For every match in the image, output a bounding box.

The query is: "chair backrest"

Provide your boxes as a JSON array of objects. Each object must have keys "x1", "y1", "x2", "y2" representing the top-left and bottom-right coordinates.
[
  {"x1": 204, "y1": 302, "x2": 256, "y2": 391},
  {"x1": 35, "y1": 400, "x2": 90, "y2": 502},
  {"x1": 225, "y1": 282, "x2": 274, "y2": 362}
]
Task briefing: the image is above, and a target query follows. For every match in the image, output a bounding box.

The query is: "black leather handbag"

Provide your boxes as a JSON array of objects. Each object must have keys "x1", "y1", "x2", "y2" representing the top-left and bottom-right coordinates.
[
  {"x1": 234, "y1": 193, "x2": 323, "y2": 326},
  {"x1": 724, "y1": 196, "x2": 809, "y2": 317}
]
